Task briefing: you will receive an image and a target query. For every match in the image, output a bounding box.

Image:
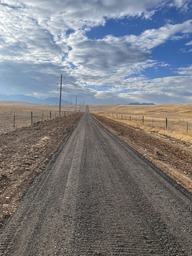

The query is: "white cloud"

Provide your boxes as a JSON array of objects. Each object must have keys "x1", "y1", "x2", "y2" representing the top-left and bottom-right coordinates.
[
  {"x1": 186, "y1": 41, "x2": 192, "y2": 46},
  {"x1": 0, "y1": 0, "x2": 191, "y2": 104},
  {"x1": 116, "y1": 75, "x2": 192, "y2": 104},
  {"x1": 62, "y1": 19, "x2": 192, "y2": 92},
  {"x1": 67, "y1": 32, "x2": 148, "y2": 72},
  {"x1": 0, "y1": 1, "x2": 190, "y2": 70},
  {"x1": 126, "y1": 19, "x2": 192, "y2": 50},
  {"x1": 79, "y1": 70, "x2": 192, "y2": 104},
  {"x1": 22, "y1": 0, "x2": 164, "y2": 20},
  {"x1": 177, "y1": 65, "x2": 192, "y2": 75},
  {"x1": 173, "y1": 0, "x2": 189, "y2": 10}
]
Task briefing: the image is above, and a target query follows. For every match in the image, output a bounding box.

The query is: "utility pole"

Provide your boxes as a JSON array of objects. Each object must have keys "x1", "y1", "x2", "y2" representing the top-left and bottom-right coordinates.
[
  {"x1": 75, "y1": 95, "x2": 77, "y2": 112},
  {"x1": 59, "y1": 74, "x2": 63, "y2": 117}
]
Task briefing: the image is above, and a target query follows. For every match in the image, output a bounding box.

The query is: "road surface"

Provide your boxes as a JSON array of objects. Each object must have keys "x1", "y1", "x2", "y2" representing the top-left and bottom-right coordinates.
[{"x1": 0, "y1": 113, "x2": 192, "y2": 255}]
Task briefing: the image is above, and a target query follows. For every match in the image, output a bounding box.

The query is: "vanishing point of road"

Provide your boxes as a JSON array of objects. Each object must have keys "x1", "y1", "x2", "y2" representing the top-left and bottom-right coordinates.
[{"x1": 0, "y1": 112, "x2": 192, "y2": 255}]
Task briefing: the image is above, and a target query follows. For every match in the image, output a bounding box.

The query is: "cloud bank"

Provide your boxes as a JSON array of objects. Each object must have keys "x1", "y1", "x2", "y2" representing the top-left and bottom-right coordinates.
[{"x1": 0, "y1": 0, "x2": 191, "y2": 104}]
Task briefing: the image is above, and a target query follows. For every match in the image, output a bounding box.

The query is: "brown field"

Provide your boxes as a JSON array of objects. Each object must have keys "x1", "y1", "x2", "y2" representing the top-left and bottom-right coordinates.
[
  {"x1": 90, "y1": 104, "x2": 192, "y2": 143},
  {"x1": 0, "y1": 102, "x2": 77, "y2": 134}
]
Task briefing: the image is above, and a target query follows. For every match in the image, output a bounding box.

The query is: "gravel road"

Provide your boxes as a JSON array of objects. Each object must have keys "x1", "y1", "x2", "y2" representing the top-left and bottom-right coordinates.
[{"x1": 0, "y1": 112, "x2": 192, "y2": 255}]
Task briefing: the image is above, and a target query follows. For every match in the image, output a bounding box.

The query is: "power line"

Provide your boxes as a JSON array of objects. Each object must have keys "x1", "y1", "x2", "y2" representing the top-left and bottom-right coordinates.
[
  {"x1": 0, "y1": 2, "x2": 66, "y2": 72},
  {"x1": 1, "y1": 61, "x2": 23, "y2": 73},
  {"x1": 0, "y1": 42, "x2": 35, "y2": 72},
  {"x1": 0, "y1": 5, "x2": 52, "y2": 68},
  {"x1": 0, "y1": 10, "x2": 38, "y2": 71},
  {"x1": 0, "y1": 3, "x2": 63, "y2": 91}
]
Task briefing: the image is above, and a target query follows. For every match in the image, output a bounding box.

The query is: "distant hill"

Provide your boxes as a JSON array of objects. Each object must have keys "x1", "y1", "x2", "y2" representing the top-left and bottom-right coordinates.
[
  {"x1": 0, "y1": 94, "x2": 71, "y2": 105},
  {"x1": 128, "y1": 102, "x2": 155, "y2": 106}
]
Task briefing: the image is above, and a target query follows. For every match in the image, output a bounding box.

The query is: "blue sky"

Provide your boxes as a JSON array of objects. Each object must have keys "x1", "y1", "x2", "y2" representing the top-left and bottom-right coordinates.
[{"x1": 0, "y1": 0, "x2": 192, "y2": 105}]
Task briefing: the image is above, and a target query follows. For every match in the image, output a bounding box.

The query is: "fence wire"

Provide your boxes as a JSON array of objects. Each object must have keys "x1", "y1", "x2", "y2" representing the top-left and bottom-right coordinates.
[
  {"x1": 0, "y1": 110, "x2": 73, "y2": 135},
  {"x1": 102, "y1": 112, "x2": 192, "y2": 136}
]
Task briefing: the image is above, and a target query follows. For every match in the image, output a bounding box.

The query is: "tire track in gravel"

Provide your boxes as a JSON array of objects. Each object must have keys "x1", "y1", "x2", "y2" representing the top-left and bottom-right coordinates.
[{"x1": 0, "y1": 112, "x2": 192, "y2": 255}]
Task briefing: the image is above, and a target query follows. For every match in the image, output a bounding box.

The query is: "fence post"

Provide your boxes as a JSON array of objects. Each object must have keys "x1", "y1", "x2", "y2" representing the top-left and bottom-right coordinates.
[
  {"x1": 50, "y1": 111, "x2": 52, "y2": 120},
  {"x1": 31, "y1": 112, "x2": 33, "y2": 125},
  {"x1": 13, "y1": 112, "x2": 16, "y2": 128},
  {"x1": 187, "y1": 123, "x2": 189, "y2": 133},
  {"x1": 142, "y1": 116, "x2": 144, "y2": 124},
  {"x1": 165, "y1": 118, "x2": 168, "y2": 129}
]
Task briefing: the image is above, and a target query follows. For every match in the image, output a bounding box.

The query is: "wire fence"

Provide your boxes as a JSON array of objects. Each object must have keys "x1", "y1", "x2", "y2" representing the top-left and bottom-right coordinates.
[
  {"x1": 101, "y1": 112, "x2": 192, "y2": 136},
  {"x1": 0, "y1": 109, "x2": 75, "y2": 135}
]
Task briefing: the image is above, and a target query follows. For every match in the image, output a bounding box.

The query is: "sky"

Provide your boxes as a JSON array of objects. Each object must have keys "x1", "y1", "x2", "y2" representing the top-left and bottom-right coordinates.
[{"x1": 0, "y1": 0, "x2": 192, "y2": 105}]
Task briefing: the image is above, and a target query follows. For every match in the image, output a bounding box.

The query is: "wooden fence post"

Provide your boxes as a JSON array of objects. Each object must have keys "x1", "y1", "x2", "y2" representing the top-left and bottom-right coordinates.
[
  {"x1": 165, "y1": 118, "x2": 168, "y2": 129},
  {"x1": 31, "y1": 112, "x2": 33, "y2": 125},
  {"x1": 142, "y1": 116, "x2": 144, "y2": 124},
  {"x1": 187, "y1": 123, "x2": 189, "y2": 133},
  {"x1": 13, "y1": 112, "x2": 16, "y2": 128},
  {"x1": 50, "y1": 111, "x2": 52, "y2": 120}
]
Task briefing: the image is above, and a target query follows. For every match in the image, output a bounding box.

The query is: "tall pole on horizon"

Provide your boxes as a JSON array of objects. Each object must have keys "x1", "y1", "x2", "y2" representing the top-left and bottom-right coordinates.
[
  {"x1": 75, "y1": 95, "x2": 77, "y2": 112},
  {"x1": 59, "y1": 74, "x2": 63, "y2": 116}
]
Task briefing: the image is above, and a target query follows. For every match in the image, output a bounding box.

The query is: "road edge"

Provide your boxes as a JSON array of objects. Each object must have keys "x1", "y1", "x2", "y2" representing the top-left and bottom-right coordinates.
[
  {"x1": 0, "y1": 114, "x2": 84, "y2": 232},
  {"x1": 92, "y1": 114, "x2": 192, "y2": 201}
]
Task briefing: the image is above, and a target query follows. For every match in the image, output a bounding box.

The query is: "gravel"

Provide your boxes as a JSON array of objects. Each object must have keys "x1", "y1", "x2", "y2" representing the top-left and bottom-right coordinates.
[{"x1": 0, "y1": 112, "x2": 191, "y2": 255}]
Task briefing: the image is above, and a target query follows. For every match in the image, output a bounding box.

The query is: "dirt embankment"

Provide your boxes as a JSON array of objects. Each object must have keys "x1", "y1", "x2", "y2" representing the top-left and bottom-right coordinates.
[
  {"x1": 1, "y1": 113, "x2": 191, "y2": 255},
  {"x1": 0, "y1": 113, "x2": 82, "y2": 228},
  {"x1": 94, "y1": 115, "x2": 192, "y2": 193}
]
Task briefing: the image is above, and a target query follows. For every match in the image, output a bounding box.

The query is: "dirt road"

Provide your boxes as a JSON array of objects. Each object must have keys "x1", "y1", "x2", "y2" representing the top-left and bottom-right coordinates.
[{"x1": 0, "y1": 113, "x2": 192, "y2": 255}]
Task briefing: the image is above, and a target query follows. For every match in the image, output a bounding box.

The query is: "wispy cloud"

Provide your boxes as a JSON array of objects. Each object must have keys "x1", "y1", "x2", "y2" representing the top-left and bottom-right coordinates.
[
  {"x1": 177, "y1": 65, "x2": 192, "y2": 75},
  {"x1": 0, "y1": 0, "x2": 191, "y2": 103},
  {"x1": 126, "y1": 19, "x2": 192, "y2": 50}
]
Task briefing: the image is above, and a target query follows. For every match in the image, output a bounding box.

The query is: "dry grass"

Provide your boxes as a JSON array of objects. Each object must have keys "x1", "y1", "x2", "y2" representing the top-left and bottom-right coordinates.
[
  {"x1": 90, "y1": 104, "x2": 192, "y2": 118},
  {"x1": 90, "y1": 104, "x2": 192, "y2": 143},
  {"x1": 0, "y1": 102, "x2": 76, "y2": 134}
]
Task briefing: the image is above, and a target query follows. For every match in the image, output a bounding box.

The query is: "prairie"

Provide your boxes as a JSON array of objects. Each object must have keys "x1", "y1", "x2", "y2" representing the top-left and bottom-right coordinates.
[
  {"x1": 90, "y1": 104, "x2": 192, "y2": 143},
  {"x1": 0, "y1": 102, "x2": 76, "y2": 134}
]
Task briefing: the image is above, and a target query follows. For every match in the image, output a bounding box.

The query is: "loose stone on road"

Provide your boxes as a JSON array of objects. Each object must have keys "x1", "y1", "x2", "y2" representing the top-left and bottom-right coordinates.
[{"x1": 0, "y1": 113, "x2": 192, "y2": 255}]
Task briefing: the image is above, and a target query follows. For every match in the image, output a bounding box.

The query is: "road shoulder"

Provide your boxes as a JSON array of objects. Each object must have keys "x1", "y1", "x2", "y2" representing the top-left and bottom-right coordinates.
[{"x1": 93, "y1": 114, "x2": 192, "y2": 194}]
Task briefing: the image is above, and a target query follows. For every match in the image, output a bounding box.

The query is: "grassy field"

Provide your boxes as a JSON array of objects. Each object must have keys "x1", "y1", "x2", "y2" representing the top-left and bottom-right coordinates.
[
  {"x1": 90, "y1": 104, "x2": 192, "y2": 143},
  {"x1": 1, "y1": 102, "x2": 192, "y2": 143},
  {"x1": 0, "y1": 102, "x2": 77, "y2": 134}
]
